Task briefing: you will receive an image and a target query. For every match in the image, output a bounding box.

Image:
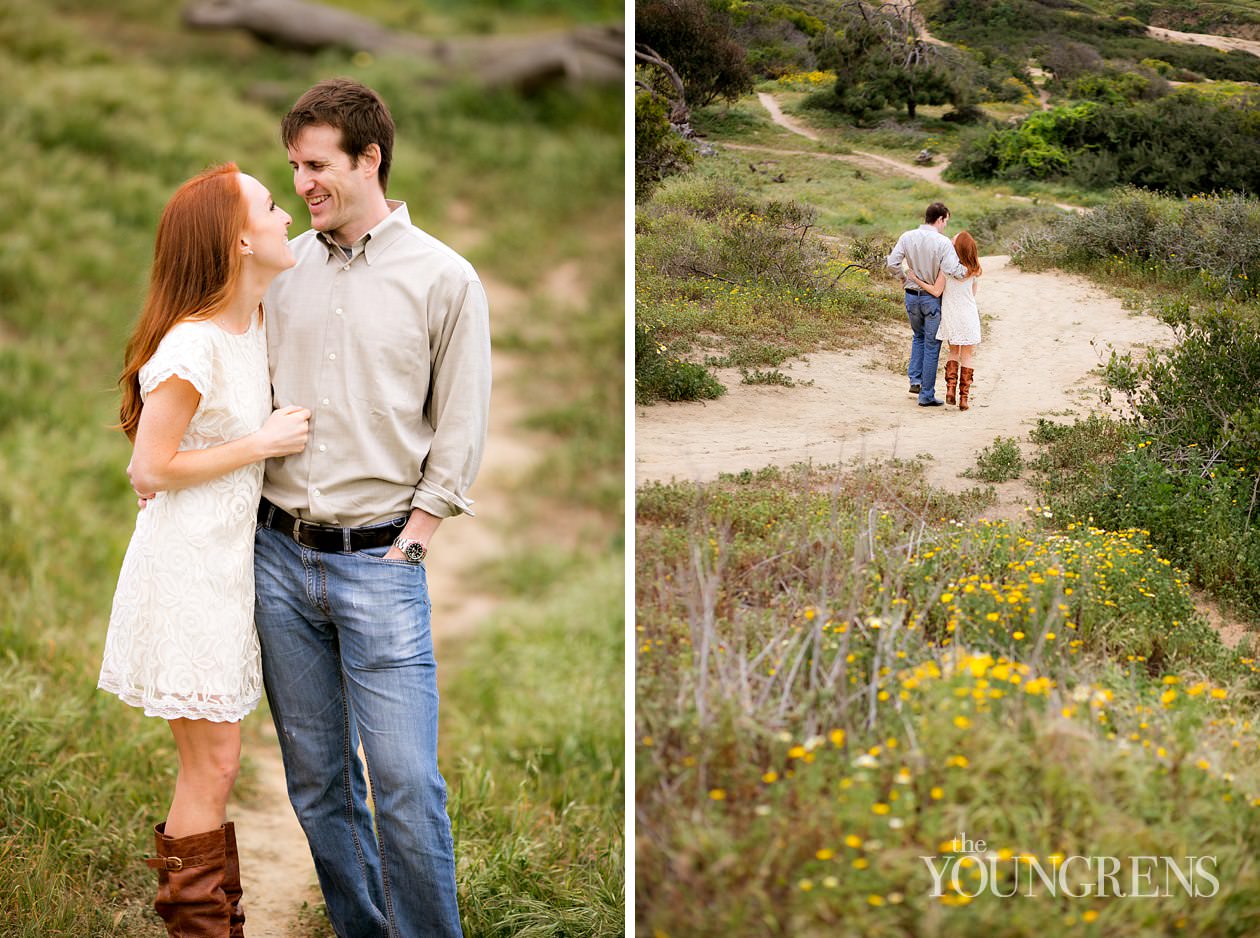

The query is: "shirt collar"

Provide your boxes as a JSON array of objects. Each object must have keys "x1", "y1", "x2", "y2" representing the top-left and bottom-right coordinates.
[{"x1": 315, "y1": 200, "x2": 411, "y2": 266}]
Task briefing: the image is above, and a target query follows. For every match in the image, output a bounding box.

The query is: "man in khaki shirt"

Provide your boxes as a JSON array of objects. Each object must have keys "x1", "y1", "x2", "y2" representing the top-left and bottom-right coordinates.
[{"x1": 254, "y1": 79, "x2": 487, "y2": 938}]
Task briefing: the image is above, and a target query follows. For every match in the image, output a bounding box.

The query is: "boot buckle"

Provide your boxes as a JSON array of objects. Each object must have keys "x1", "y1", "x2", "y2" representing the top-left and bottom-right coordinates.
[{"x1": 145, "y1": 856, "x2": 184, "y2": 871}]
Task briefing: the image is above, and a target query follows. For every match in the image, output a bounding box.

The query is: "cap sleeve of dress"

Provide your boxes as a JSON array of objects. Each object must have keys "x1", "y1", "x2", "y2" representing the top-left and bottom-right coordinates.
[{"x1": 138, "y1": 322, "x2": 214, "y2": 401}]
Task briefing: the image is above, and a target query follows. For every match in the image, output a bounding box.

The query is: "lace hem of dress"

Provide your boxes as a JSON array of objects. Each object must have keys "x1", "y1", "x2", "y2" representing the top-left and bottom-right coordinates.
[{"x1": 98, "y1": 679, "x2": 260, "y2": 723}]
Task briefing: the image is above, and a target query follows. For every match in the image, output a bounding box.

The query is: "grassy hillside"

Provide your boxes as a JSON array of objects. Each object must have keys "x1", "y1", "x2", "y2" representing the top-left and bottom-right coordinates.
[{"x1": 0, "y1": 1, "x2": 622, "y2": 934}]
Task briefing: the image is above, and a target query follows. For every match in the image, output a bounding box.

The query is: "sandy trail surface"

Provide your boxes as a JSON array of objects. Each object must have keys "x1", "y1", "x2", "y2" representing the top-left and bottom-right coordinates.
[
  {"x1": 1146, "y1": 25, "x2": 1260, "y2": 57},
  {"x1": 754, "y1": 93, "x2": 952, "y2": 187},
  {"x1": 636, "y1": 256, "x2": 1171, "y2": 519}
]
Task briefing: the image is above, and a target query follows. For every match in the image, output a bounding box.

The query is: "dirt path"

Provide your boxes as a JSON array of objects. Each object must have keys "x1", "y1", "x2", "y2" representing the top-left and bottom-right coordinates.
[
  {"x1": 1147, "y1": 24, "x2": 1260, "y2": 57},
  {"x1": 750, "y1": 93, "x2": 1087, "y2": 214},
  {"x1": 888, "y1": 0, "x2": 1260, "y2": 60},
  {"x1": 635, "y1": 256, "x2": 1171, "y2": 521},
  {"x1": 229, "y1": 219, "x2": 555, "y2": 935},
  {"x1": 755, "y1": 92, "x2": 951, "y2": 187}
]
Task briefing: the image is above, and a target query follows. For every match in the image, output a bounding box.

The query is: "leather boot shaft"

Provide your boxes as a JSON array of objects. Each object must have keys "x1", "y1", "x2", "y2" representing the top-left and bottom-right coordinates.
[
  {"x1": 959, "y1": 366, "x2": 974, "y2": 411},
  {"x1": 147, "y1": 822, "x2": 232, "y2": 937},
  {"x1": 944, "y1": 360, "x2": 959, "y2": 406},
  {"x1": 222, "y1": 821, "x2": 246, "y2": 937}
]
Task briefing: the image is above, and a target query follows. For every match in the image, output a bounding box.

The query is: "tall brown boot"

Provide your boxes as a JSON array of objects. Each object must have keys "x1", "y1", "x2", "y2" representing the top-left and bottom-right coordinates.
[
  {"x1": 146, "y1": 822, "x2": 232, "y2": 937},
  {"x1": 222, "y1": 822, "x2": 246, "y2": 937},
  {"x1": 959, "y1": 366, "x2": 974, "y2": 411},
  {"x1": 944, "y1": 360, "x2": 959, "y2": 405}
]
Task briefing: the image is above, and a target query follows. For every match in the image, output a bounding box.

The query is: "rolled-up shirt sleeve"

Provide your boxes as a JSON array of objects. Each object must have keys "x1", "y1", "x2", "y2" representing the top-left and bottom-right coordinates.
[{"x1": 413, "y1": 277, "x2": 491, "y2": 518}]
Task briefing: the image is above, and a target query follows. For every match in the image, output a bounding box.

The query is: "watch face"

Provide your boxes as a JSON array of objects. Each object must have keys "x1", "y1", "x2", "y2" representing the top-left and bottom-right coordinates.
[{"x1": 402, "y1": 540, "x2": 426, "y2": 563}]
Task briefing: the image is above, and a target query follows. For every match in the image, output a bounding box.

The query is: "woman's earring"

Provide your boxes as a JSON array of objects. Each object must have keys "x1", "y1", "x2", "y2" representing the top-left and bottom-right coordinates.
[{"x1": 243, "y1": 248, "x2": 254, "y2": 256}]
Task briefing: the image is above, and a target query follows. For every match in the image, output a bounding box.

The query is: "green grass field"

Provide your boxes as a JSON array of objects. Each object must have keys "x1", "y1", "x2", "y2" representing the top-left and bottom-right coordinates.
[{"x1": 0, "y1": 1, "x2": 623, "y2": 934}]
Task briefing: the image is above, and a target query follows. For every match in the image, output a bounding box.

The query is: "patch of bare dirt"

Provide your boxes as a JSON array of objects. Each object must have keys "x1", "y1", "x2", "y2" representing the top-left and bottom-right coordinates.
[
  {"x1": 635, "y1": 256, "x2": 1172, "y2": 524},
  {"x1": 1192, "y1": 589, "x2": 1254, "y2": 650},
  {"x1": 1146, "y1": 25, "x2": 1260, "y2": 58}
]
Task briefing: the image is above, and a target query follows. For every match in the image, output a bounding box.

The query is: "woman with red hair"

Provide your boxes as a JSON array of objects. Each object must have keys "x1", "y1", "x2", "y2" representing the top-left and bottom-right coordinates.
[
  {"x1": 98, "y1": 163, "x2": 310, "y2": 934},
  {"x1": 910, "y1": 229, "x2": 983, "y2": 410}
]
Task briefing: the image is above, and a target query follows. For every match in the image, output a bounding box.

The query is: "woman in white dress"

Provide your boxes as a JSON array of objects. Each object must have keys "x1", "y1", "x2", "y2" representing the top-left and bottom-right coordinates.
[
  {"x1": 98, "y1": 163, "x2": 309, "y2": 934},
  {"x1": 911, "y1": 230, "x2": 983, "y2": 410}
]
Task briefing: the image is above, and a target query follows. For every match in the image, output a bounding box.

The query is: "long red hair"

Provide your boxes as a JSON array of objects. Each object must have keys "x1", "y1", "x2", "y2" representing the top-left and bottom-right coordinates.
[
  {"x1": 118, "y1": 164, "x2": 248, "y2": 440},
  {"x1": 954, "y1": 230, "x2": 983, "y2": 278}
]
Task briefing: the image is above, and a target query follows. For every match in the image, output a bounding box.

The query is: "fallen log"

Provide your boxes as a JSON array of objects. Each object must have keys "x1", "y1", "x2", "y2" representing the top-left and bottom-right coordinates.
[{"x1": 182, "y1": 0, "x2": 623, "y2": 89}]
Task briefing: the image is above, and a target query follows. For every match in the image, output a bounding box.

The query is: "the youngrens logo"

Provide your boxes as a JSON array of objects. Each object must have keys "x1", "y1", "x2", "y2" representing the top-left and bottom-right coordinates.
[{"x1": 921, "y1": 833, "x2": 1219, "y2": 899}]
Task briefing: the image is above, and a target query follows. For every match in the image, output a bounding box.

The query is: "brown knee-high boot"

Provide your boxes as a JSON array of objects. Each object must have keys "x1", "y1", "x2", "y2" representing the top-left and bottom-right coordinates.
[
  {"x1": 959, "y1": 366, "x2": 974, "y2": 411},
  {"x1": 222, "y1": 822, "x2": 246, "y2": 937},
  {"x1": 944, "y1": 360, "x2": 959, "y2": 406},
  {"x1": 146, "y1": 822, "x2": 232, "y2": 937}
]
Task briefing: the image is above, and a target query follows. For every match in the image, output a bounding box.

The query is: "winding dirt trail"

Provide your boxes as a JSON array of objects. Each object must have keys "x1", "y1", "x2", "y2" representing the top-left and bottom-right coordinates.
[
  {"x1": 228, "y1": 215, "x2": 558, "y2": 935},
  {"x1": 1147, "y1": 25, "x2": 1260, "y2": 57},
  {"x1": 754, "y1": 92, "x2": 952, "y2": 187},
  {"x1": 749, "y1": 93, "x2": 1087, "y2": 214},
  {"x1": 635, "y1": 256, "x2": 1171, "y2": 521}
]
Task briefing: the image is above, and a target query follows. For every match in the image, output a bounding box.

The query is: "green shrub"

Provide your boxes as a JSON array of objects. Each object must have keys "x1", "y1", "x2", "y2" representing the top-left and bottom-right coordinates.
[
  {"x1": 1067, "y1": 68, "x2": 1168, "y2": 104},
  {"x1": 1030, "y1": 305, "x2": 1260, "y2": 618},
  {"x1": 635, "y1": 320, "x2": 725, "y2": 405},
  {"x1": 1013, "y1": 187, "x2": 1260, "y2": 299},
  {"x1": 947, "y1": 92, "x2": 1260, "y2": 194},
  {"x1": 963, "y1": 435, "x2": 1024, "y2": 482},
  {"x1": 635, "y1": 89, "x2": 695, "y2": 203}
]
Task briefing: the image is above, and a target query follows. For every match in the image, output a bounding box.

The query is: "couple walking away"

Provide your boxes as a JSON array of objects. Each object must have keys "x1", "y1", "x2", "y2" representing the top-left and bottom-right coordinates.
[
  {"x1": 887, "y1": 201, "x2": 983, "y2": 410},
  {"x1": 97, "y1": 78, "x2": 491, "y2": 937}
]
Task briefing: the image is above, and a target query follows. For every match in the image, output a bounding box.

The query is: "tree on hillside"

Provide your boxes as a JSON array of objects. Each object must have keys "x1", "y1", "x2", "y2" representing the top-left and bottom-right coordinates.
[
  {"x1": 813, "y1": 3, "x2": 965, "y2": 121},
  {"x1": 634, "y1": 0, "x2": 754, "y2": 108}
]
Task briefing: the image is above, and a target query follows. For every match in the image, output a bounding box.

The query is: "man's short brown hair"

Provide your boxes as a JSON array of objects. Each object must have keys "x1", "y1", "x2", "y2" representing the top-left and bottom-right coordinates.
[
  {"x1": 925, "y1": 202, "x2": 950, "y2": 224},
  {"x1": 281, "y1": 78, "x2": 395, "y2": 193}
]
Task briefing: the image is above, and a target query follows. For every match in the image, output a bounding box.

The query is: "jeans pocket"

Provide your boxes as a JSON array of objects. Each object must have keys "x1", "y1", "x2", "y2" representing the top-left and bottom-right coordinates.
[{"x1": 355, "y1": 545, "x2": 422, "y2": 568}]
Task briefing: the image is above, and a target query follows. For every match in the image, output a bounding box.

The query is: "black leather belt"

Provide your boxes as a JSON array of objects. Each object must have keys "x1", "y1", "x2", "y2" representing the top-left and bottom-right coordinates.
[
  {"x1": 258, "y1": 497, "x2": 404, "y2": 552},
  {"x1": 905, "y1": 288, "x2": 929, "y2": 296}
]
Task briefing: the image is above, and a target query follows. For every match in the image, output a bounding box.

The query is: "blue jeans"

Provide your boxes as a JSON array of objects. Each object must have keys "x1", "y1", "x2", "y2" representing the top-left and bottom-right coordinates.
[
  {"x1": 905, "y1": 292, "x2": 943, "y2": 404},
  {"x1": 254, "y1": 525, "x2": 462, "y2": 938}
]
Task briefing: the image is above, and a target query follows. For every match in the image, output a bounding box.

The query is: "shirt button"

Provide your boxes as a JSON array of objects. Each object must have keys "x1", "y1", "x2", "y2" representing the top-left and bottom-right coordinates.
[
  {"x1": 335, "y1": 308, "x2": 343, "y2": 315},
  {"x1": 343, "y1": 264, "x2": 350, "y2": 271},
  {"x1": 319, "y1": 444, "x2": 327, "y2": 453},
  {"x1": 322, "y1": 397, "x2": 330, "y2": 406},
  {"x1": 328, "y1": 353, "x2": 336, "y2": 360},
  {"x1": 313, "y1": 488, "x2": 321, "y2": 497}
]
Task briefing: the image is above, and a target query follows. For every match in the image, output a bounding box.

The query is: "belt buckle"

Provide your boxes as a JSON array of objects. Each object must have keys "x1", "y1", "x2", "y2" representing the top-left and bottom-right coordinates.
[{"x1": 292, "y1": 517, "x2": 310, "y2": 548}]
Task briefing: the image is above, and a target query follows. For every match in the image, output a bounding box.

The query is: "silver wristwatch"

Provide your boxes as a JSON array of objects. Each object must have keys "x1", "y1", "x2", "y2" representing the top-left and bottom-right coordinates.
[{"x1": 393, "y1": 536, "x2": 428, "y2": 563}]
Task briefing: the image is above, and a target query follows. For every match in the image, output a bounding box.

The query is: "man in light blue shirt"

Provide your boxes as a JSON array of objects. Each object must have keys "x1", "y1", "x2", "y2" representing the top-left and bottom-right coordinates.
[{"x1": 886, "y1": 202, "x2": 967, "y2": 406}]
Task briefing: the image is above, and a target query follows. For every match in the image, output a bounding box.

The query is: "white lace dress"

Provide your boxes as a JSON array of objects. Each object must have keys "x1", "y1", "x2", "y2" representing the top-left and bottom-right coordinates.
[
  {"x1": 937, "y1": 275, "x2": 981, "y2": 346},
  {"x1": 99, "y1": 317, "x2": 271, "y2": 722}
]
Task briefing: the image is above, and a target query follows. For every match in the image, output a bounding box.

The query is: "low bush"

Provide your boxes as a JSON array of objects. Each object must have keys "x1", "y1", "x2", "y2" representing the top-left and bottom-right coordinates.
[
  {"x1": 947, "y1": 93, "x2": 1260, "y2": 195},
  {"x1": 635, "y1": 89, "x2": 694, "y2": 203},
  {"x1": 1013, "y1": 187, "x2": 1260, "y2": 299},
  {"x1": 1028, "y1": 303, "x2": 1260, "y2": 619},
  {"x1": 963, "y1": 436, "x2": 1024, "y2": 482},
  {"x1": 635, "y1": 320, "x2": 725, "y2": 405}
]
